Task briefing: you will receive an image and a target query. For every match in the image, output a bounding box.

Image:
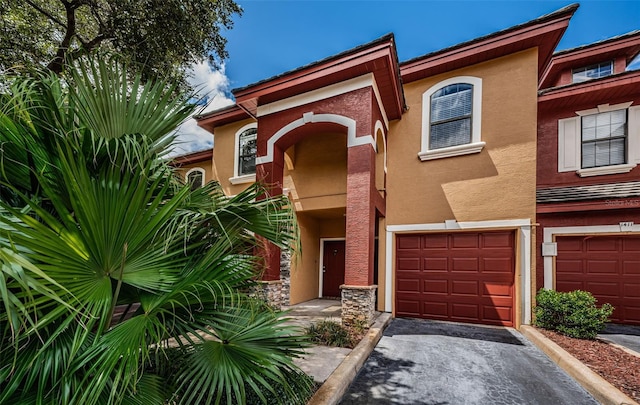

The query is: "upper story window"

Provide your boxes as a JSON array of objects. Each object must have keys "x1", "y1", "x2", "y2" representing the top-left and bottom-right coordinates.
[
  {"x1": 581, "y1": 110, "x2": 626, "y2": 168},
  {"x1": 557, "y1": 102, "x2": 640, "y2": 177},
  {"x1": 419, "y1": 76, "x2": 485, "y2": 161},
  {"x1": 572, "y1": 61, "x2": 613, "y2": 83},
  {"x1": 238, "y1": 128, "x2": 257, "y2": 175},
  {"x1": 185, "y1": 168, "x2": 205, "y2": 190},
  {"x1": 430, "y1": 84, "x2": 473, "y2": 149},
  {"x1": 230, "y1": 123, "x2": 258, "y2": 185}
]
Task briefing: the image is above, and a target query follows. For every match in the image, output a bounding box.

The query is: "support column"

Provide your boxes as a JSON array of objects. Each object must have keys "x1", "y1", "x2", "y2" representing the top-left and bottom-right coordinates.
[
  {"x1": 254, "y1": 156, "x2": 284, "y2": 308},
  {"x1": 342, "y1": 143, "x2": 378, "y2": 326}
]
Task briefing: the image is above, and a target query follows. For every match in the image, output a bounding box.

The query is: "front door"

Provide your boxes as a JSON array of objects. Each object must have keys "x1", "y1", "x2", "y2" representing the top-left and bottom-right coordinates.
[{"x1": 322, "y1": 240, "x2": 346, "y2": 298}]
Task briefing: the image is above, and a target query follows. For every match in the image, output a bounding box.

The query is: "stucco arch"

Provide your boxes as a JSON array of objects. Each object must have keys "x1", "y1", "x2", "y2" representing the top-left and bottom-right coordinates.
[{"x1": 255, "y1": 112, "x2": 375, "y2": 165}]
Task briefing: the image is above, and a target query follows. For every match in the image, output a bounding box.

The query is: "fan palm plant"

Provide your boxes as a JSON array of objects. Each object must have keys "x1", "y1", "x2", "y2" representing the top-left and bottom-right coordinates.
[{"x1": 0, "y1": 58, "x2": 313, "y2": 405}]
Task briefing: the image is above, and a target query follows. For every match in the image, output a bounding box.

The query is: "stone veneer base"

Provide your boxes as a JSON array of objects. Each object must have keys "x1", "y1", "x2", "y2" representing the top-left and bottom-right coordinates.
[
  {"x1": 340, "y1": 285, "x2": 377, "y2": 327},
  {"x1": 250, "y1": 280, "x2": 283, "y2": 310},
  {"x1": 280, "y1": 249, "x2": 291, "y2": 306}
]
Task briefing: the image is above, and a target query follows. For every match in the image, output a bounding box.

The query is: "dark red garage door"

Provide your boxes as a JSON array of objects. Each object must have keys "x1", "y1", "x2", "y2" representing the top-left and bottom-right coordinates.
[
  {"x1": 396, "y1": 231, "x2": 515, "y2": 326},
  {"x1": 556, "y1": 235, "x2": 640, "y2": 325}
]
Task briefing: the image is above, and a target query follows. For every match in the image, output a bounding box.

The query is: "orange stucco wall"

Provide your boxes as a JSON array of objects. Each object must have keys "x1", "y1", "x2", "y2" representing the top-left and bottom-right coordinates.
[
  {"x1": 211, "y1": 118, "x2": 257, "y2": 195},
  {"x1": 387, "y1": 49, "x2": 538, "y2": 226},
  {"x1": 283, "y1": 132, "x2": 348, "y2": 212},
  {"x1": 290, "y1": 213, "x2": 321, "y2": 304},
  {"x1": 174, "y1": 161, "x2": 214, "y2": 187}
]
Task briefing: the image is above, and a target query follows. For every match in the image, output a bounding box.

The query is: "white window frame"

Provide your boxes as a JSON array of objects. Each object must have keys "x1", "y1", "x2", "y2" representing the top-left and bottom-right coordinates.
[
  {"x1": 557, "y1": 102, "x2": 640, "y2": 177},
  {"x1": 230, "y1": 123, "x2": 258, "y2": 185},
  {"x1": 419, "y1": 76, "x2": 485, "y2": 161},
  {"x1": 185, "y1": 167, "x2": 205, "y2": 189}
]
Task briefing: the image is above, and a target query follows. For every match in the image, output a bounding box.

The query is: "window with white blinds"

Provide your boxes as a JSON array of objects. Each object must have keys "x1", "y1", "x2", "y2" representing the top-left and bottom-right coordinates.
[
  {"x1": 581, "y1": 110, "x2": 627, "y2": 168},
  {"x1": 557, "y1": 103, "x2": 639, "y2": 177},
  {"x1": 430, "y1": 84, "x2": 473, "y2": 149},
  {"x1": 419, "y1": 76, "x2": 484, "y2": 161}
]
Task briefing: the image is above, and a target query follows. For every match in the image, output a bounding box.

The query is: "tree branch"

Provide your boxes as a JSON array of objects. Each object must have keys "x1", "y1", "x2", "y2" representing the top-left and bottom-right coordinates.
[
  {"x1": 46, "y1": 1, "x2": 77, "y2": 73},
  {"x1": 24, "y1": 0, "x2": 67, "y2": 30}
]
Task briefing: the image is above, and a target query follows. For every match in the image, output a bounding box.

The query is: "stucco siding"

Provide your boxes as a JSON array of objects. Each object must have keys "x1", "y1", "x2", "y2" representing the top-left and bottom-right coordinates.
[{"x1": 386, "y1": 49, "x2": 539, "y2": 226}]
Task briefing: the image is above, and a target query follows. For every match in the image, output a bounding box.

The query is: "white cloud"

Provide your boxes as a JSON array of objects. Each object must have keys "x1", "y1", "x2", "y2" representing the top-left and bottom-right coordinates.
[{"x1": 169, "y1": 62, "x2": 235, "y2": 157}]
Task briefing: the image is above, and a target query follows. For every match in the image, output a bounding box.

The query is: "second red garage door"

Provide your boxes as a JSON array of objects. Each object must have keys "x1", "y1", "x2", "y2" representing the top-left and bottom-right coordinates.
[
  {"x1": 556, "y1": 235, "x2": 640, "y2": 325},
  {"x1": 396, "y1": 231, "x2": 515, "y2": 326}
]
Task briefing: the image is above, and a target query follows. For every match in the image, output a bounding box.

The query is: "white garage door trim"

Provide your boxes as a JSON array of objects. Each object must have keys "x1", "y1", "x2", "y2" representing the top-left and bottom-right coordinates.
[
  {"x1": 386, "y1": 219, "x2": 532, "y2": 325},
  {"x1": 543, "y1": 224, "x2": 640, "y2": 290}
]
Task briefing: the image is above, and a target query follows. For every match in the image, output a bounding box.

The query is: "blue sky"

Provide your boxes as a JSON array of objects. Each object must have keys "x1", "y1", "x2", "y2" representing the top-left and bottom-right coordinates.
[{"x1": 171, "y1": 0, "x2": 640, "y2": 155}]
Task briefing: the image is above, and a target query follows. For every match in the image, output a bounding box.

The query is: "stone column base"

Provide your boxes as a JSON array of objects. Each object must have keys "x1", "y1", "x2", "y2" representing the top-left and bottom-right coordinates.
[
  {"x1": 249, "y1": 280, "x2": 283, "y2": 310},
  {"x1": 280, "y1": 248, "x2": 291, "y2": 306},
  {"x1": 340, "y1": 284, "x2": 377, "y2": 327}
]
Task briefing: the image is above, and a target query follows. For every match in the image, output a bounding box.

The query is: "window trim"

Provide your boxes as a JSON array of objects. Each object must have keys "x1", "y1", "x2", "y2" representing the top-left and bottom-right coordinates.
[
  {"x1": 557, "y1": 102, "x2": 639, "y2": 177},
  {"x1": 230, "y1": 123, "x2": 257, "y2": 185},
  {"x1": 185, "y1": 167, "x2": 205, "y2": 189},
  {"x1": 419, "y1": 76, "x2": 484, "y2": 161}
]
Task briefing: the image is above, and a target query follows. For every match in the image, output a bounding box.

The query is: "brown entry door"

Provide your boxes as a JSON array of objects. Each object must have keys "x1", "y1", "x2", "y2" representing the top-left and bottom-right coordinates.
[{"x1": 323, "y1": 240, "x2": 346, "y2": 298}]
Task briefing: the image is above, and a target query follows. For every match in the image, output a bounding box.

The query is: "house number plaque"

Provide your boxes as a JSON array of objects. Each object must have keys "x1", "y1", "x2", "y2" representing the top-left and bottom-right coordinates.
[{"x1": 620, "y1": 221, "x2": 634, "y2": 231}]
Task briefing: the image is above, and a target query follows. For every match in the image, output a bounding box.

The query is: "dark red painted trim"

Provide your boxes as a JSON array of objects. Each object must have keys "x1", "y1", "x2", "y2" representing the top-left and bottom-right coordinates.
[{"x1": 170, "y1": 149, "x2": 213, "y2": 166}]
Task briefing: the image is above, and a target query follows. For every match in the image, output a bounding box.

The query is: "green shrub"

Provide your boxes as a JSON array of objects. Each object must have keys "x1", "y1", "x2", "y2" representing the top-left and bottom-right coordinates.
[
  {"x1": 534, "y1": 289, "x2": 613, "y2": 339},
  {"x1": 306, "y1": 320, "x2": 356, "y2": 348},
  {"x1": 244, "y1": 371, "x2": 317, "y2": 405}
]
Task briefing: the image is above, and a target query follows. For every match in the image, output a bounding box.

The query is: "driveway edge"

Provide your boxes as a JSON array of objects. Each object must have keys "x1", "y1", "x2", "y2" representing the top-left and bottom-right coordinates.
[
  {"x1": 520, "y1": 325, "x2": 639, "y2": 405},
  {"x1": 307, "y1": 312, "x2": 392, "y2": 405}
]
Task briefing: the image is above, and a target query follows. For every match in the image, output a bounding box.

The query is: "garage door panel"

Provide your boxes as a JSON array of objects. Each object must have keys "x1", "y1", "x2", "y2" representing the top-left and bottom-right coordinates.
[
  {"x1": 451, "y1": 280, "x2": 479, "y2": 295},
  {"x1": 425, "y1": 280, "x2": 448, "y2": 294},
  {"x1": 624, "y1": 283, "x2": 640, "y2": 297},
  {"x1": 424, "y1": 257, "x2": 448, "y2": 271},
  {"x1": 558, "y1": 238, "x2": 582, "y2": 252},
  {"x1": 422, "y1": 234, "x2": 448, "y2": 249},
  {"x1": 397, "y1": 257, "x2": 420, "y2": 271},
  {"x1": 483, "y1": 258, "x2": 513, "y2": 273},
  {"x1": 482, "y1": 283, "x2": 513, "y2": 297},
  {"x1": 483, "y1": 306, "x2": 512, "y2": 323},
  {"x1": 623, "y1": 263, "x2": 640, "y2": 275},
  {"x1": 586, "y1": 282, "x2": 620, "y2": 298},
  {"x1": 482, "y1": 233, "x2": 513, "y2": 248},
  {"x1": 586, "y1": 238, "x2": 618, "y2": 252},
  {"x1": 556, "y1": 235, "x2": 640, "y2": 325},
  {"x1": 451, "y1": 303, "x2": 479, "y2": 320},
  {"x1": 586, "y1": 261, "x2": 619, "y2": 274},
  {"x1": 397, "y1": 235, "x2": 421, "y2": 250},
  {"x1": 396, "y1": 231, "x2": 514, "y2": 326},
  {"x1": 451, "y1": 234, "x2": 479, "y2": 249},
  {"x1": 423, "y1": 301, "x2": 448, "y2": 317},
  {"x1": 397, "y1": 278, "x2": 420, "y2": 293},
  {"x1": 451, "y1": 258, "x2": 479, "y2": 272},
  {"x1": 623, "y1": 238, "x2": 640, "y2": 251},
  {"x1": 397, "y1": 300, "x2": 420, "y2": 316}
]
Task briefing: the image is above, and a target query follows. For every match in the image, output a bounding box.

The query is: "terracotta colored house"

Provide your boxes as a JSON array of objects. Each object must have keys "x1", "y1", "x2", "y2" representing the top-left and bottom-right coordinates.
[
  {"x1": 536, "y1": 31, "x2": 640, "y2": 325},
  {"x1": 176, "y1": 5, "x2": 594, "y2": 329}
]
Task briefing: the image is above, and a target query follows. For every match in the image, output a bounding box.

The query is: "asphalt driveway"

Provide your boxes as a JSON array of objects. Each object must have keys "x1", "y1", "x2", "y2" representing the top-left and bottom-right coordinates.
[
  {"x1": 340, "y1": 318, "x2": 598, "y2": 405},
  {"x1": 599, "y1": 323, "x2": 640, "y2": 354}
]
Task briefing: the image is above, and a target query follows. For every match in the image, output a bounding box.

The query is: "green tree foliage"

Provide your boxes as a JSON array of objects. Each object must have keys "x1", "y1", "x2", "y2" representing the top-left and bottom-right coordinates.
[
  {"x1": 0, "y1": 0, "x2": 242, "y2": 91},
  {"x1": 0, "y1": 59, "x2": 313, "y2": 404},
  {"x1": 534, "y1": 289, "x2": 614, "y2": 340}
]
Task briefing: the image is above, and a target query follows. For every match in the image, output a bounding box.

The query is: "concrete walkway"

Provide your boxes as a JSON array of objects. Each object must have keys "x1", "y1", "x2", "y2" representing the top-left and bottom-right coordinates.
[
  {"x1": 284, "y1": 299, "x2": 352, "y2": 383},
  {"x1": 340, "y1": 318, "x2": 598, "y2": 405}
]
